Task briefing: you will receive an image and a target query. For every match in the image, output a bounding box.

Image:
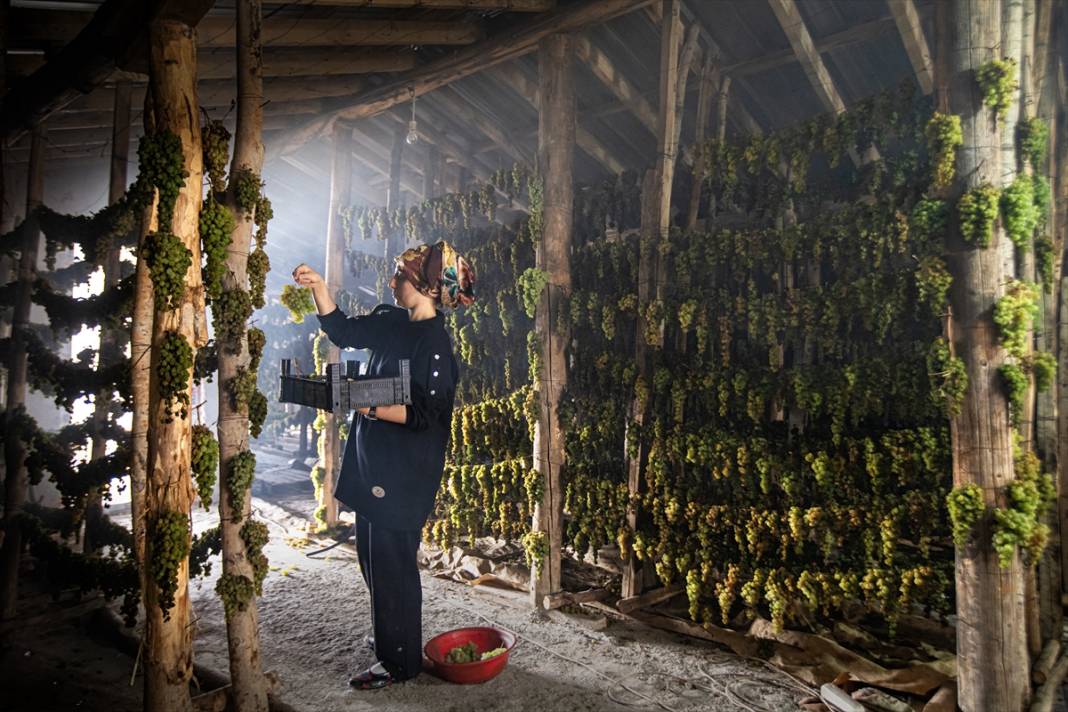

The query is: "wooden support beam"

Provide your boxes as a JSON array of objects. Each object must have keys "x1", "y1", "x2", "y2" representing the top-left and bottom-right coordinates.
[
  {"x1": 530, "y1": 32, "x2": 574, "y2": 609},
  {"x1": 12, "y1": 9, "x2": 485, "y2": 49},
  {"x1": 198, "y1": 15, "x2": 484, "y2": 49},
  {"x1": 197, "y1": 48, "x2": 417, "y2": 81},
  {"x1": 574, "y1": 35, "x2": 658, "y2": 135},
  {"x1": 491, "y1": 62, "x2": 626, "y2": 174},
  {"x1": 686, "y1": 57, "x2": 716, "y2": 229},
  {"x1": 265, "y1": 0, "x2": 658, "y2": 160},
  {"x1": 887, "y1": 0, "x2": 935, "y2": 95},
  {"x1": 542, "y1": 587, "x2": 608, "y2": 610},
  {"x1": 617, "y1": 583, "x2": 682, "y2": 614}
]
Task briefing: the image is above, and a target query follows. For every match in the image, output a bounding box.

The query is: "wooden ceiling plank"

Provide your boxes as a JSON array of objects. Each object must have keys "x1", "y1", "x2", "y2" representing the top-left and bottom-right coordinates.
[
  {"x1": 262, "y1": 0, "x2": 554, "y2": 8},
  {"x1": 264, "y1": 0, "x2": 659, "y2": 160},
  {"x1": 887, "y1": 0, "x2": 934, "y2": 95}
]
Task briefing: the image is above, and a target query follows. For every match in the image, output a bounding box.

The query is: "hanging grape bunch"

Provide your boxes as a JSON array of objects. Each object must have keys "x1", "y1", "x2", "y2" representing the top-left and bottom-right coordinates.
[
  {"x1": 248, "y1": 247, "x2": 270, "y2": 310},
  {"x1": 149, "y1": 510, "x2": 190, "y2": 618},
  {"x1": 199, "y1": 197, "x2": 235, "y2": 302},
  {"x1": 247, "y1": 327, "x2": 266, "y2": 372},
  {"x1": 202, "y1": 119, "x2": 231, "y2": 195},
  {"x1": 158, "y1": 331, "x2": 194, "y2": 422},
  {"x1": 213, "y1": 288, "x2": 253, "y2": 351},
  {"x1": 137, "y1": 131, "x2": 188, "y2": 229},
  {"x1": 191, "y1": 425, "x2": 220, "y2": 510},
  {"x1": 226, "y1": 450, "x2": 257, "y2": 518},
  {"x1": 144, "y1": 230, "x2": 193, "y2": 312}
]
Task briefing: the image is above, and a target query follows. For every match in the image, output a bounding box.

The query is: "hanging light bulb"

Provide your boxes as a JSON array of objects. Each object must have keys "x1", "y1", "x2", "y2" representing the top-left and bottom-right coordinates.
[{"x1": 406, "y1": 86, "x2": 419, "y2": 145}]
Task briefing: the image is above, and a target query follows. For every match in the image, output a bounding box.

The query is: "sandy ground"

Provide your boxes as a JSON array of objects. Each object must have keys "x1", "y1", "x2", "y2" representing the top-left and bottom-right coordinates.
[{"x1": 191, "y1": 506, "x2": 809, "y2": 712}]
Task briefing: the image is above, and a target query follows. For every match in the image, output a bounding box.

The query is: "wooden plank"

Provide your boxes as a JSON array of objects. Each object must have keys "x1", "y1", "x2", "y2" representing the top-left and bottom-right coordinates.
[
  {"x1": 530, "y1": 32, "x2": 574, "y2": 609},
  {"x1": 616, "y1": 583, "x2": 682, "y2": 614},
  {"x1": 574, "y1": 35, "x2": 658, "y2": 135},
  {"x1": 265, "y1": 0, "x2": 658, "y2": 160},
  {"x1": 197, "y1": 16, "x2": 484, "y2": 48},
  {"x1": 197, "y1": 48, "x2": 418, "y2": 81},
  {"x1": 262, "y1": 0, "x2": 554, "y2": 7},
  {"x1": 686, "y1": 57, "x2": 716, "y2": 229},
  {"x1": 887, "y1": 0, "x2": 934, "y2": 95},
  {"x1": 12, "y1": 10, "x2": 485, "y2": 48},
  {"x1": 492, "y1": 62, "x2": 625, "y2": 175},
  {"x1": 542, "y1": 587, "x2": 608, "y2": 610}
]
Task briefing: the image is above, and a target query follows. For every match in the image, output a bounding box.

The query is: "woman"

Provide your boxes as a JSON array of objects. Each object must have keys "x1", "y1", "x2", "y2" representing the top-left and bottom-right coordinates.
[{"x1": 291, "y1": 241, "x2": 474, "y2": 690}]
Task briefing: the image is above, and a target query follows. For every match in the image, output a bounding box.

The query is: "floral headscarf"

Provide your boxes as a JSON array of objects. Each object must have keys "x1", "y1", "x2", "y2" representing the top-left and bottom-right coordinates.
[{"x1": 395, "y1": 240, "x2": 476, "y2": 309}]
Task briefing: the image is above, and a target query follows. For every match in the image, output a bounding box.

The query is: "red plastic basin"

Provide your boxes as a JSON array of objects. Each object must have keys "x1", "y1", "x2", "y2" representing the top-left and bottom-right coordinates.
[{"x1": 423, "y1": 626, "x2": 517, "y2": 684}]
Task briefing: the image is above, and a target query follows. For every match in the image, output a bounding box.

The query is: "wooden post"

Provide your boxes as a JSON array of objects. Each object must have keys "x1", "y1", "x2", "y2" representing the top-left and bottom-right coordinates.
[
  {"x1": 942, "y1": 1, "x2": 1030, "y2": 710},
  {"x1": 143, "y1": 18, "x2": 204, "y2": 712},
  {"x1": 0, "y1": 125, "x2": 44, "y2": 619},
  {"x1": 530, "y1": 32, "x2": 574, "y2": 609},
  {"x1": 217, "y1": 1, "x2": 270, "y2": 710},
  {"x1": 320, "y1": 123, "x2": 351, "y2": 530},
  {"x1": 622, "y1": 0, "x2": 683, "y2": 600},
  {"x1": 85, "y1": 79, "x2": 133, "y2": 552}
]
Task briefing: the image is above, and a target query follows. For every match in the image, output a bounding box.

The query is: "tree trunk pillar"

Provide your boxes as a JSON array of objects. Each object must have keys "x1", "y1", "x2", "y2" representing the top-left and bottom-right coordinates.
[
  {"x1": 944, "y1": 1, "x2": 1030, "y2": 710},
  {"x1": 143, "y1": 18, "x2": 204, "y2": 712}
]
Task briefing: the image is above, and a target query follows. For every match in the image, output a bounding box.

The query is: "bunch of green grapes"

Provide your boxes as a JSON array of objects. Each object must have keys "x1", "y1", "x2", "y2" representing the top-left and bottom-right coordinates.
[
  {"x1": 199, "y1": 197, "x2": 235, "y2": 302},
  {"x1": 1031, "y1": 350, "x2": 1057, "y2": 393},
  {"x1": 445, "y1": 642, "x2": 479, "y2": 664},
  {"x1": 226, "y1": 450, "x2": 256, "y2": 518},
  {"x1": 228, "y1": 367, "x2": 257, "y2": 410},
  {"x1": 915, "y1": 256, "x2": 953, "y2": 315},
  {"x1": 230, "y1": 168, "x2": 262, "y2": 219},
  {"x1": 998, "y1": 362, "x2": 1028, "y2": 425},
  {"x1": 280, "y1": 285, "x2": 315, "y2": 324},
  {"x1": 247, "y1": 247, "x2": 270, "y2": 310},
  {"x1": 1000, "y1": 175, "x2": 1039, "y2": 248},
  {"x1": 191, "y1": 424, "x2": 219, "y2": 510},
  {"x1": 248, "y1": 389, "x2": 267, "y2": 439},
  {"x1": 159, "y1": 331, "x2": 193, "y2": 422},
  {"x1": 240, "y1": 519, "x2": 270, "y2": 593},
  {"x1": 246, "y1": 327, "x2": 266, "y2": 372},
  {"x1": 924, "y1": 113, "x2": 962, "y2": 190},
  {"x1": 1018, "y1": 117, "x2": 1049, "y2": 168},
  {"x1": 144, "y1": 231, "x2": 193, "y2": 312},
  {"x1": 137, "y1": 131, "x2": 188, "y2": 228},
  {"x1": 946, "y1": 483, "x2": 984, "y2": 548},
  {"x1": 216, "y1": 572, "x2": 255, "y2": 617},
  {"x1": 254, "y1": 193, "x2": 273, "y2": 249},
  {"x1": 958, "y1": 184, "x2": 1000, "y2": 247},
  {"x1": 976, "y1": 58, "x2": 1018, "y2": 123},
  {"x1": 213, "y1": 288, "x2": 252, "y2": 351},
  {"x1": 993, "y1": 280, "x2": 1040, "y2": 358},
  {"x1": 202, "y1": 120, "x2": 231, "y2": 194},
  {"x1": 149, "y1": 510, "x2": 190, "y2": 618}
]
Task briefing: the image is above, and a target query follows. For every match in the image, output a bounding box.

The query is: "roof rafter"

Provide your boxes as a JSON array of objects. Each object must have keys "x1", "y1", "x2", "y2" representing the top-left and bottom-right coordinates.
[{"x1": 887, "y1": 0, "x2": 934, "y2": 95}]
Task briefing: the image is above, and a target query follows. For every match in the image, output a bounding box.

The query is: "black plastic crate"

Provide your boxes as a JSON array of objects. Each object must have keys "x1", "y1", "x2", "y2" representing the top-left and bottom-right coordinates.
[{"x1": 279, "y1": 359, "x2": 411, "y2": 415}]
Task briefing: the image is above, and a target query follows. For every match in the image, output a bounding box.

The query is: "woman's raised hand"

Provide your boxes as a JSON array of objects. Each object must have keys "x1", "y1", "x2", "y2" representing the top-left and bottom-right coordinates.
[{"x1": 292, "y1": 263, "x2": 324, "y2": 287}]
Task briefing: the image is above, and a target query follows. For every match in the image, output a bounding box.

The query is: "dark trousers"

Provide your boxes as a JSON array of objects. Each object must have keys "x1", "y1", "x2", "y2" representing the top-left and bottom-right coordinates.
[{"x1": 355, "y1": 514, "x2": 423, "y2": 680}]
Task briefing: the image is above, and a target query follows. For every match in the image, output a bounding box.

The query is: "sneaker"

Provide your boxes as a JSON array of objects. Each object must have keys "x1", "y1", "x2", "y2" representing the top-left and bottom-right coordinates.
[{"x1": 364, "y1": 634, "x2": 375, "y2": 651}]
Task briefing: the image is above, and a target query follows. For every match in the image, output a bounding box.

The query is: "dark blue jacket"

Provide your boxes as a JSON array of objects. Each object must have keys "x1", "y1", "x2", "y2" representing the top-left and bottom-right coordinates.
[{"x1": 317, "y1": 304, "x2": 458, "y2": 531}]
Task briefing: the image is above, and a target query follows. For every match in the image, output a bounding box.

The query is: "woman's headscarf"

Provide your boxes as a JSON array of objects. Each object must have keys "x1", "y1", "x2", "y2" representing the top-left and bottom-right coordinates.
[{"x1": 395, "y1": 240, "x2": 476, "y2": 309}]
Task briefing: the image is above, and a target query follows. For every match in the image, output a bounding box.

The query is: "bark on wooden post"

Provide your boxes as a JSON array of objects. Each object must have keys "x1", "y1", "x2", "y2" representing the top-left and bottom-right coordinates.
[
  {"x1": 943, "y1": 1, "x2": 1030, "y2": 709},
  {"x1": 143, "y1": 18, "x2": 205, "y2": 712},
  {"x1": 320, "y1": 123, "x2": 351, "y2": 530},
  {"x1": 216, "y1": 1, "x2": 270, "y2": 709},
  {"x1": 530, "y1": 32, "x2": 573, "y2": 608},
  {"x1": 0, "y1": 125, "x2": 44, "y2": 618},
  {"x1": 85, "y1": 79, "x2": 133, "y2": 553}
]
